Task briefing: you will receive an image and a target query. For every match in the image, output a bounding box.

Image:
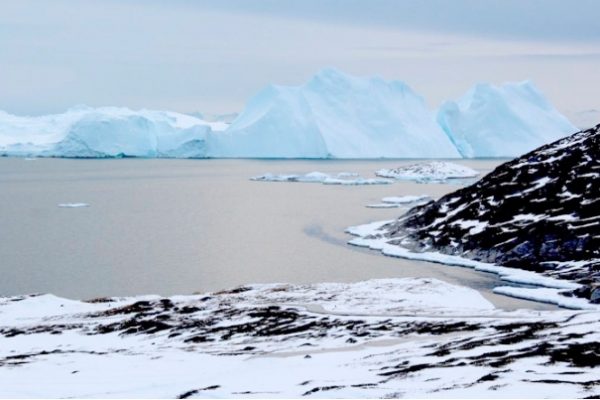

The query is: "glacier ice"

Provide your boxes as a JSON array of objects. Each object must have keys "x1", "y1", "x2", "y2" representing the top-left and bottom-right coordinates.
[
  {"x1": 209, "y1": 68, "x2": 461, "y2": 158},
  {"x1": 0, "y1": 106, "x2": 226, "y2": 158},
  {"x1": 437, "y1": 81, "x2": 577, "y2": 158},
  {"x1": 0, "y1": 71, "x2": 580, "y2": 159}
]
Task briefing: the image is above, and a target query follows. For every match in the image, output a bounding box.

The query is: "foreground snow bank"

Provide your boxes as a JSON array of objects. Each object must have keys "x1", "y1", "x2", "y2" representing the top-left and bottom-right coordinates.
[
  {"x1": 376, "y1": 161, "x2": 479, "y2": 183},
  {"x1": 0, "y1": 279, "x2": 598, "y2": 398}
]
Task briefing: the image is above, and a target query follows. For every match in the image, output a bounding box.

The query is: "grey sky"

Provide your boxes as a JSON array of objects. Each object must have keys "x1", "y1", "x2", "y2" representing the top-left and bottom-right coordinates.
[{"x1": 1, "y1": 0, "x2": 599, "y2": 117}]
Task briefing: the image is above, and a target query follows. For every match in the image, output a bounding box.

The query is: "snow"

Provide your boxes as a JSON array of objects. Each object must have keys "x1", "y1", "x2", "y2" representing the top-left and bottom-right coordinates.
[
  {"x1": 251, "y1": 171, "x2": 393, "y2": 185},
  {"x1": 375, "y1": 161, "x2": 479, "y2": 182},
  {"x1": 209, "y1": 68, "x2": 461, "y2": 159},
  {"x1": 493, "y1": 286, "x2": 597, "y2": 310},
  {"x1": 0, "y1": 280, "x2": 598, "y2": 398},
  {"x1": 437, "y1": 81, "x2": 578, "y2": 157},
  {"x1": 346, "y1": 220, "x2": 596, "y2": 310}
]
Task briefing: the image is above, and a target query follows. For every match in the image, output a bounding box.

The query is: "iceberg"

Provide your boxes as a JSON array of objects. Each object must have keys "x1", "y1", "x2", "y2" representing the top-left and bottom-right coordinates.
[
  {"x1": 0, "y1": 72, "x2": 580, "y2": 159},
  {"x1": 437, "y1": 81, "x2": 577, "y2": 157},
  {"x1": 209, "y1": 68, "x2": 461, "y2": 158},
  {"x1": 0, "y1": 106, "x2": 226, "y2": 158}
]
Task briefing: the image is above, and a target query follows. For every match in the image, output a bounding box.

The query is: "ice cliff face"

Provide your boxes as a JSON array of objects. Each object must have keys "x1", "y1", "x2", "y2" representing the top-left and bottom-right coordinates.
[
  {"x1": 381, "y1": 124, "x2": 600, "y2": 303},
  {"x1": 437, "y1": 81, "x2": 577, "y2": 158},
  {"x1": 209, "y1": 68, "x2": 461, "y2": 158},
  {"x1": 0, "y1": 71, "x2": 581, "y2": 159},
  {"x1": 0, "y1": 106, "x2": 225, "y2": 158}
]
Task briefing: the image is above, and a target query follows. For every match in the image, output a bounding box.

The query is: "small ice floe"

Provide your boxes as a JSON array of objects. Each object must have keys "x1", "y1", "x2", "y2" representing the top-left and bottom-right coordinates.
[
  {"x1": 251, "y1": 171, "x2": 392, "y2": 185},
  {"x1": 381, "y1": 195, "x2": 431, "y2": 204},
  {"x1": 322, "y1": 177, "x2": 392, "y2": 185},
  {"x1": 58, "y1": 203, "x2": 90, "y2": 208},
  {"x1": 376, "y1": 161, "x2": 479, "y2": 183},
  {"x1": 366, "y1": 203, "x2": 402, "y2": 209},
  {"x1": 335, "y1": 172, "x2": 360, "y2": 178},
  {"x1": 24, "y1": 157, "x2": 38, "y2": 161},
  {"x1": 367, "y1": 195, "x2": 432, "y2": 209}
]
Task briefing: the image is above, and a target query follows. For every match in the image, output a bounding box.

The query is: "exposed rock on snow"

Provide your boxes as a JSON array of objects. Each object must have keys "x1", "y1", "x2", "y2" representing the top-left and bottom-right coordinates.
[
  {"x1": 376, "y1": 161, "x2": 479, "y2": 183},
  {"x1": 209, "y1": 68, "x2": 461, "y2": 158},
  {"x1": 437, "y1": 81, "x2": 577, "y2": 157},
  {"x1": 251, "y1": 171, "x2": 393, "y2": 185},
  {"x1": 351, "y1": 124, "x2": 600, "y2": 305},
  {"x1": 1, "y1": 279, "x2": 599, "y2": 398}
]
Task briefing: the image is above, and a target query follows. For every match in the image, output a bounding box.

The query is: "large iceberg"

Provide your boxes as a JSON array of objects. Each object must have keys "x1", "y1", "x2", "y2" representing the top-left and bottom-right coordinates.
[
  {"x1": 209, "y1": 68, "x2": 461, "y2": 158},
  {"x1": 437, "y1": 81, "x2": 577, "y2": 158},
  {"x1": 0, "y1": 106, "x2": 226, "y2": 158},
  {"x1": 0, "y1": 71, "x2": 580, "y2": 159}
]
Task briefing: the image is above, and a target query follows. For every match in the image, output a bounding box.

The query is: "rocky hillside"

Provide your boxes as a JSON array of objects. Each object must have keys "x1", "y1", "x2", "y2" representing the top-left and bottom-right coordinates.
[{"x1": 383, "y1": 124, "x2": 600, "y2": 302}]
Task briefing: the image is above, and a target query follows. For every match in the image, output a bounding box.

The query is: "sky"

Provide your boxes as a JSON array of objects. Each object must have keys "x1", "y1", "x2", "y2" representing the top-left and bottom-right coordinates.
[{"x1": 1, "y1": 0, "x2": 599, "y2": 118}]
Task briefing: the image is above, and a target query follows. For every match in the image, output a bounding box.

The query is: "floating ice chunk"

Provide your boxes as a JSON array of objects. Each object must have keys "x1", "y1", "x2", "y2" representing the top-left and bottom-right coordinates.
[
  {"x1": 58, "y1": 203, "x2": 89, "y2": 208},
  {"x1": 376, "y1": 161, "x2": 479, "y2": 183},
  {"x1": 322, "y1": 177, "x2": 392, "y2": 185},
  {"x1": 381, "y1": 195, "x2": 431, "y2": 204},
  {"x1": 251, "y1": 172, "x2": 392, "y2": 185},
  {"x1": 335, "y1": 172, "x2": 360, "y2": 178},
  {"x1": 366, "y1": 203, "x2": 403, "y2": 209},
  {"x1": 366, "y1": 195, "x2": 432, "y2": 209}
]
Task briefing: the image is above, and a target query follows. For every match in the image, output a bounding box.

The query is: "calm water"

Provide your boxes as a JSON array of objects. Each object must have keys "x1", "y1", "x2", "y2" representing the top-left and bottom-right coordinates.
[{"x1": 0, "y1": 157, "x2": 555, "y2": 310}]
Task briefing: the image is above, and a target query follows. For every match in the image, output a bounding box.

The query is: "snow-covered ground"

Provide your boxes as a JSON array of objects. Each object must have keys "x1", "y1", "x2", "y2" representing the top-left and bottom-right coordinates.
[{"x1": 1, "y1": 278, "x2": 598, "y2": 398}]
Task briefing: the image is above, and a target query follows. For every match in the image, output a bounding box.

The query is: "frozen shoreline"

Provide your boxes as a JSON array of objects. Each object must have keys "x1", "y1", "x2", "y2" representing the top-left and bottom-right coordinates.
[{"x1": 346, "y1": 220, "x2": 598, "y2": 310}]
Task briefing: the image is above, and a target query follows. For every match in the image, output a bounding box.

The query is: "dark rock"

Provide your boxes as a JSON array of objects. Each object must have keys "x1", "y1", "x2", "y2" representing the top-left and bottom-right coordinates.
[{"x1": 383, "y1": 124, "x2": 600, "y2": 302}]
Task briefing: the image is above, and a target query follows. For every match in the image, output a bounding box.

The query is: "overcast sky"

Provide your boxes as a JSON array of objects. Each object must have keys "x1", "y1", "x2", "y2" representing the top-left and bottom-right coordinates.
[{"x1": 1, "y1": 0, "x2": 599, "y2": 116}]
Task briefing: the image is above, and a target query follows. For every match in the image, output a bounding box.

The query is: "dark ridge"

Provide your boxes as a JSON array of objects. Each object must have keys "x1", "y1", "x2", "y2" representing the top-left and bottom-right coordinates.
[{"x1": 383, "y1": 123, "x2": 600, "y2": 302}]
